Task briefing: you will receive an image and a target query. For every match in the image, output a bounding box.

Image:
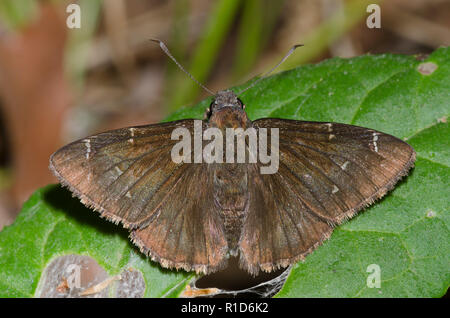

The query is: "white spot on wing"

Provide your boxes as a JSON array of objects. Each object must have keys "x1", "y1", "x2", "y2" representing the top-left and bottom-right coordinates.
[
  {"x1": 83, "y1": 139, "x2": 91, "y2": 159},
  {"x1": 126, "y1": 191, "x2": 132, "y2": 198},
  {"x1": 325, "y1": 123, "x2": 332, "y2": 132},
  {"x1": 341, "y1": 161, "x2": 349, "y2": 170},
  {"x1": 129, "y1": 128, "x2": 135, "y2": 144},
  {"x1": 332, "y1": 185, "x2": 339, "y2": 194}
]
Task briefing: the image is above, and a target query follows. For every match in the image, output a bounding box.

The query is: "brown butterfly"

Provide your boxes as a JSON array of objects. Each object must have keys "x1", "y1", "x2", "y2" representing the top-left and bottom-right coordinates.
[{"x1": 49, "y1": 41, "x2": 416, "y2": 275}]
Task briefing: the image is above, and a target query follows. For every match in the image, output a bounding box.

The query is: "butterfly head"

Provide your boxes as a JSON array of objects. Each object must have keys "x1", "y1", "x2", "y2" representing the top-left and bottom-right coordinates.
[
  {"x1": 206, "y1": 90, "x2": 245, "y2": 118},
  {"x1": 206, "y1": 90, "x2": 251, "y2": 128}
]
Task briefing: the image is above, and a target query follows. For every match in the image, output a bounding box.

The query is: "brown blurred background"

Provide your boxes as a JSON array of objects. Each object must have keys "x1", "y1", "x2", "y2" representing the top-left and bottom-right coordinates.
[{"x1": 0, "y1": 0, "x2": 448, "y2": 230}]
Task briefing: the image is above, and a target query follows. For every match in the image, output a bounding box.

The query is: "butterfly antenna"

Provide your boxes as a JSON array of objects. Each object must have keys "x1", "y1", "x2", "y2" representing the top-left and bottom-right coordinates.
[
  {"x1": 151, "y1": 39, "x2": 215, "y2": 95},
  {"x1": 237, "y1": 44, "x2": 304, "y2": 96}
]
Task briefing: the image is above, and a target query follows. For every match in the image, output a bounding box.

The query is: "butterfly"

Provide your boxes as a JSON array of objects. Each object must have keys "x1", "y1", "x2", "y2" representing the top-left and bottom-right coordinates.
[{"x1": 49, "y1": 41, "x2": 416, "y2": 275}]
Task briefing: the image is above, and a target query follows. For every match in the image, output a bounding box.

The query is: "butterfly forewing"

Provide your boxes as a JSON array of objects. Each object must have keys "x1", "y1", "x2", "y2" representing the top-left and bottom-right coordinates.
[
  {"x1": 50, "y1": 120, "x2": 195, "y2": 227},
  {"x1": 238, "y1": 119, "x2": 415, "y2": 274}
]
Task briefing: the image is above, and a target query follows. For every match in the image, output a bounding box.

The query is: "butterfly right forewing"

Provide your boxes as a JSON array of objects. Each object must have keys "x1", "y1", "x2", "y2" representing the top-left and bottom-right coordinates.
[{"x1": 50, "y1": 120, "x2": 196, "y2": 228}]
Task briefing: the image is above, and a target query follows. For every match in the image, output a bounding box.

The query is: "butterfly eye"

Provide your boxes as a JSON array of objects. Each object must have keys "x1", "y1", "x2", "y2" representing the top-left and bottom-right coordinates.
[
  {"x1": 207, "y1": 100, "x2": 220, "y2": 117},
  {"x1": 237, "y1": 98, "x2": 245, "y2": 109}
]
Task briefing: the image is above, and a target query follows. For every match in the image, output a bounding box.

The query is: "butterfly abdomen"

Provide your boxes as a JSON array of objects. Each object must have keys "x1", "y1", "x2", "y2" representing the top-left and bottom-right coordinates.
[{"x1": 212, "y1": 163, "x2": 249, "y2": 251}]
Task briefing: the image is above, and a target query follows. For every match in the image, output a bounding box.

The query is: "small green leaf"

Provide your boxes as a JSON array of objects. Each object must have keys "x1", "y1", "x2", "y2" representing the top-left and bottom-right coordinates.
[{"x1": 0, "y1": 47, "x2": 448, "y2": 298}]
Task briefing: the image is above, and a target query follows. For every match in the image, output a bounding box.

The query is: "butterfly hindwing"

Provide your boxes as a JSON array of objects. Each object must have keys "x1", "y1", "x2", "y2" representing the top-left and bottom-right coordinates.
[
  {"x1": 239, "y1": 164, "x2": 333, "y2": 275},
  {"x1": 130, "y1": 163, "x2": 229, "y2": 274},
  {"x1": 238, "y1": 119, "x2": 416, "y2": 274}
]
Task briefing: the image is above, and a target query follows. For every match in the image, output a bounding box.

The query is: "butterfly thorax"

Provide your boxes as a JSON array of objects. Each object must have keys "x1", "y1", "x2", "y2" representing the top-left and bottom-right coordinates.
[{"x1": 208, "y1": 105, "x2": 252, "y2": 130}]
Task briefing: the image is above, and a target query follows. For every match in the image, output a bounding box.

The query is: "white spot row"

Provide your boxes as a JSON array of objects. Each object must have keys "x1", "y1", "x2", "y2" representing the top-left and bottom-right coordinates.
[
  {"x1": 332, "y1": 185, "x2": 339, "y2": 194},
  {"x1": 372, "y1": 133, "x2": 379, "y2": 153}
]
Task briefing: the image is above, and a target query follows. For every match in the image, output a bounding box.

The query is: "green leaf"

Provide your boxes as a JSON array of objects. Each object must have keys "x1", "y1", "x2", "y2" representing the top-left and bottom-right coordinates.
[
  {"x1": 0, "y1": 47, "x2": 448, "y2": 298},
  {"x1": 0, "y1": 185, "x2": 193, "y2": 297}
]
